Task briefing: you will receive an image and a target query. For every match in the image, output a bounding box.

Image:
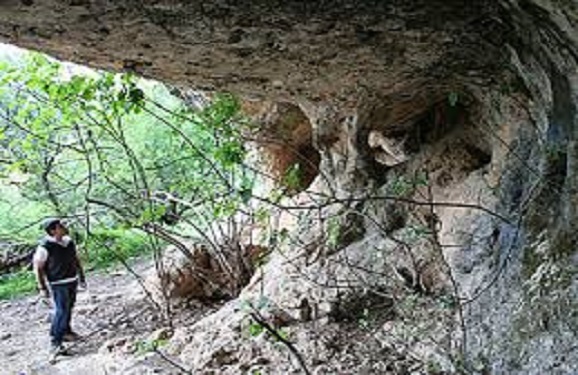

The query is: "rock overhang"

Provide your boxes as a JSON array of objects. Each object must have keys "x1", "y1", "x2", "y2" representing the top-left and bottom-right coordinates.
[{"x1": 0, "y1": 0, "x2": 513, "y2": 102}]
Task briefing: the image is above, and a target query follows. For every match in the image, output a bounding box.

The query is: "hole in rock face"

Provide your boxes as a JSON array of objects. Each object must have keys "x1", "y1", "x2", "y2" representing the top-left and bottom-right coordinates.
[
  {"x1": 366, "y1": 93, "x2": 492, "y2": 184},
  {"x1": 408, "y1": 100, "x2": 471, "y2": 150},
  {"x1": 256, "y1": 102, "x2": 320, "y2": 194}
]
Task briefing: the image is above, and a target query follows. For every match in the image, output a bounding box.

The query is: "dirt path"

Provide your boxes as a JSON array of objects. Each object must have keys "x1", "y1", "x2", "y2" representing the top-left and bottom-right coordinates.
[{"x1": 0, "y1": 260, "x2": 214, "y2": 375}]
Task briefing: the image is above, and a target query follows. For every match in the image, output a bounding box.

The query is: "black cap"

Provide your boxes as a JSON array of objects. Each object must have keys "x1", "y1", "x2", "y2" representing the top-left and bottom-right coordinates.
[{"x1": 42, "y1": 218, "x2": 62, "y2": 233}]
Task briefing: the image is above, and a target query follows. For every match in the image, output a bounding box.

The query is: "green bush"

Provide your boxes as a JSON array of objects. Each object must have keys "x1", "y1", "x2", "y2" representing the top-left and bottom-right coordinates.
[
  {"x1": 0, "y1": 185, "x2": 51, "y2": 242},
  {"x1": 82, "y1": 228, "x2": 151, "y2": 270},
  {"x1": 0, "y1": 269, "x2": 36, "y2": 300}
]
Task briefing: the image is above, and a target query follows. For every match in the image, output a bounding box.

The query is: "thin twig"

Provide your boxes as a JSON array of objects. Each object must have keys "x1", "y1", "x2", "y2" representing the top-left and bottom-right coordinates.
[
  {"x1": 154, "y1": 349, "x2": 194, "y2": 375},
  {"x1": 249, "y1": 311, "x2": 311, "y2": 375},
  {"x1": 253, "y1": 195, "x2": 513, "y2": 224}
]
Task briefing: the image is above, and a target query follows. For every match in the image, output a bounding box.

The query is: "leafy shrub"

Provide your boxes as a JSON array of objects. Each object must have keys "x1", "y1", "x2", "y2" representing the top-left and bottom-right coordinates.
[
  {"x1": 0, "y1": 269, "x2": 36, "y2": 300},
  {"x1": 82, "y1": 227, "x2": 151, "y2": 270}
]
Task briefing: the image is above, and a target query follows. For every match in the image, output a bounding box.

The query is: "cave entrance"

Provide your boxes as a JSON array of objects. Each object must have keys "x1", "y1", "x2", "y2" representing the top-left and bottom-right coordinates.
[{"x1": 254, "y1": 102, "x2": 320, "y2": 194}]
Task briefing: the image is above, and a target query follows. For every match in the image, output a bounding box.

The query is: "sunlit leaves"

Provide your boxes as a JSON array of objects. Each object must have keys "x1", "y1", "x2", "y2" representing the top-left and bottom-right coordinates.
[
  {"x1": 214, "y1": 140, "x2": 245, "y2": 167},
  {"x1": 0, "y1": 51, "x2": 256, "y2": 234},
  {"x1": 139, "y1": 205, "x2": 167, "y2": 225},
  {"x1": 282, "y1": 163, "x2": 302, "y2": 191}
]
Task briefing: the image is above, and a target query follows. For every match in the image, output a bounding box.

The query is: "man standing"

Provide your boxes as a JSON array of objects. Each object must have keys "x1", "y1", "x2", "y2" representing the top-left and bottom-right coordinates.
[{"x1": 33, "y1": 218, "x2": 86, "y2": 360}]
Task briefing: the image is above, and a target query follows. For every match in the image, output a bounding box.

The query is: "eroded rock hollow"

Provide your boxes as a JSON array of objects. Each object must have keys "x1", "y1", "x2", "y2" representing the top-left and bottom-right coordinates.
[{"x1": 1, "y1": 1, "x2": 577, "y2": 374}]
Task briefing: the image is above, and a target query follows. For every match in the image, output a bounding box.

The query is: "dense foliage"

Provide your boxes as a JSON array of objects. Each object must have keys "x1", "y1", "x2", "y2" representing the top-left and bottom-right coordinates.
[
  {"x1": 0, "y1": 49, "x2": 256, "y2": 298},
  {"x1": 0, "y1": 52, "x2": 254, "y2": 237}
]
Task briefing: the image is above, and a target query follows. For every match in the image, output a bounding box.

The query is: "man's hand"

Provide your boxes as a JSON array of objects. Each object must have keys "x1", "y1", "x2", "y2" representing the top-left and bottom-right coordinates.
[
  {"x1": 38, "y1": 285, "x2": 49, "y2": 296},
  {"x1": 39, "y1": 287, "x2": 50, "y2": 305}
]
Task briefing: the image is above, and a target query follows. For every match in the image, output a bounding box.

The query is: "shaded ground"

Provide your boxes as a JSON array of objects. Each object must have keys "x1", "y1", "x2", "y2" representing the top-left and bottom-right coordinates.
[{"x1": 0, "y1": 260, "x2": 218, "y2": 375}]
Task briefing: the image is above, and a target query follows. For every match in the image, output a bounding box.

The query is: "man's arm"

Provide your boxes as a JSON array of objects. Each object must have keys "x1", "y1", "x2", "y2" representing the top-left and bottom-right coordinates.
[
  {"x1": 33, "y1": 246, "x2": 49, "y2": 296},
  {"x1": 72, "y1": 240, "x2": 86, "y2": 286},
  {"x1": 76, "y1": 254, "x2": 86, "y2": 286}
]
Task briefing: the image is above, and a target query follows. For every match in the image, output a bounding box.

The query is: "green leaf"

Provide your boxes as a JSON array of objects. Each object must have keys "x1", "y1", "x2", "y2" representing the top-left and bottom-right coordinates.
[
  {"x1": 276, "y1": 329, "x2": 289, "y2": 341},
  {"x1": 248, "y1": 321, "x2": 265, "y2": 337},
  {"x1": 327, "y1": 217, "x2": 341, "y2": 248},
  {"x1": 282, "y1": 163, "x2": 302, "y2": 190},
  {"x1": 448, "y1": 91, "x2": 459, "y2": 107}
]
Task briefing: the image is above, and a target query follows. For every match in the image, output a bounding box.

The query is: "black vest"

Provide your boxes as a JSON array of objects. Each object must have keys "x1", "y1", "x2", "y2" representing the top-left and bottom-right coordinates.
[{"x1": 41, "y1": 238, "x2": 78, "y2": 282}]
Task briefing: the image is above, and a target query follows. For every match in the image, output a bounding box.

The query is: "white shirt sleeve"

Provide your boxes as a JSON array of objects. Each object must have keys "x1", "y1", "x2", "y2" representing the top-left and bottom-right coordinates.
[
  {"x1": 62, "y1": 235, "x2": 71, "y2": 246},
  {"x1": 33, "y1": 245, "x2": 48, "y2": 264}
]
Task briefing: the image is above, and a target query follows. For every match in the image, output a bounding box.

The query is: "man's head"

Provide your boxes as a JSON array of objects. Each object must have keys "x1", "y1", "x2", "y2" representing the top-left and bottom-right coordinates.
[{"x1": 43, "y1": 218, "x2": 67, "y2": 238}]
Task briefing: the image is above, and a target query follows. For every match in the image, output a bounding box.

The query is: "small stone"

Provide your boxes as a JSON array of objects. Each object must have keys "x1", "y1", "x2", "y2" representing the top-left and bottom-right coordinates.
[
  {"x1": 0, "y1": 332, "x2": 12, "y2": 340},
  {"x1": 100, "y1": 336, "x2": 130, "y2": 353},
  {"x1": 122, "y1": 343, "x2": 136, "y2": 354},
  {"x1": 143, "y1": 352, "x2": 156, "y2": 360},
  {"x1": 147, "y1": 327, "x2": 173, "y2": 342},
  {"x1": 76, "y1": 305, "x2": 97, "y2": 315}
]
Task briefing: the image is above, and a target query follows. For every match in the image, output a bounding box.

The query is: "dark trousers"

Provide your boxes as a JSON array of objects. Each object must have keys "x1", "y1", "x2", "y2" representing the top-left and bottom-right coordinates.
[{"x1": 49, "y1": 281, "x2": 77, "y2": 346}]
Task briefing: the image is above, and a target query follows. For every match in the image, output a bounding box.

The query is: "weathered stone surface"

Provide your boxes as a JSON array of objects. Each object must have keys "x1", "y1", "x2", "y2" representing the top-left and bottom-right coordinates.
[
  {"x1": 244, "y1": 100, "x2": 320, "y2": 193},
  {"x1": 0, "y1": 1, "x2": 504, "y2": 101}
]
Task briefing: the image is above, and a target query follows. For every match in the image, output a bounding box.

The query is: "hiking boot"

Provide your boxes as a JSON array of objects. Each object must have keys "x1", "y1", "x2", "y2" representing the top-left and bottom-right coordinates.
[
  {"x1": 48, "y1": 344, "x2": 67, "y2": 364},
  {"x1": 63, "y1": 331, "x2": 81, "y2": 342}
]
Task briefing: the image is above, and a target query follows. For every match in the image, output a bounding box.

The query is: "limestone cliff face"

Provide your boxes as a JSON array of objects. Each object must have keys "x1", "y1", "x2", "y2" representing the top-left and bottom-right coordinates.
[
  {"x1": 1, "y1": 1, "x2": 577, "y2": 374},
  {"x1": 0, "y1": 0, "x2": 502, "y2": 99}
]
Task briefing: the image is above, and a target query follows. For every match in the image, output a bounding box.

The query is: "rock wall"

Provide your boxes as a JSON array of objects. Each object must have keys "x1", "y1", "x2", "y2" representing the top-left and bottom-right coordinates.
[
  {"x1": 1, "y1": 1, "x2": 577, "y2": 374},
  {"x1": 0, "y1": 0, "x2": 503, "y2": 99}
]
